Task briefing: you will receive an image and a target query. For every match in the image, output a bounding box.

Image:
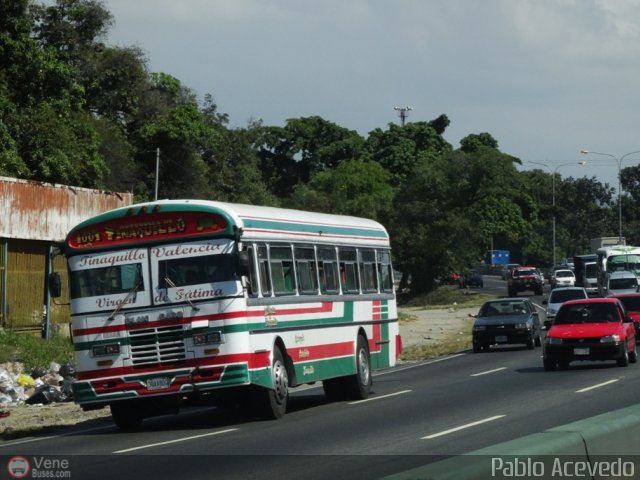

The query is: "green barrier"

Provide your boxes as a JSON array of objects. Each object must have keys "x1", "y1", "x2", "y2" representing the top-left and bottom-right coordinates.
[
  {"x1": 384, "y1": 404, "x2": 640, "y2": 480},
  {"x1": 548, "y1": 403, "x2": 640, "y2": 456},
  {"x1": 385, "y1": 432, "x2": 588, "y2": 480}
]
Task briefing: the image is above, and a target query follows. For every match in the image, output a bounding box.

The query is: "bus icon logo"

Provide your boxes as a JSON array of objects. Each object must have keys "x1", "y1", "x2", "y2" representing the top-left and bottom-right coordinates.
[{"x1": 7, "y1": 456, "x2": 30, "y2": 479}]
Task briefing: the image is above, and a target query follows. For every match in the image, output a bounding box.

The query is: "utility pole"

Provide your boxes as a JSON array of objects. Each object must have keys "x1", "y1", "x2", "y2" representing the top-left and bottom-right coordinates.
[
  {"x1": 155, "y1": 147, "x2": 160, "y2": 201},
  {"x1": 393, "y1": 106, "x2": 413, "y2": 127}
]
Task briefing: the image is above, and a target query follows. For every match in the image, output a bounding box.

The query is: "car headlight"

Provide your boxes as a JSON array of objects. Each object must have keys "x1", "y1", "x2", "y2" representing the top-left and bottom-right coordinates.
[
  {"x1": 473, "y1": 325, "x2": 486, "y2": 331},
  {"x1": 600, "y1": 335, "x2": 621, "y2": 343},
  {"x1": 547, "y1": 308, "x2": 557, "y2": 316},
  {"x1": 545, "y1": 336, "x2": 563, "y2": 345},
  {"x1": 515, "y1": 322, "x2": 530, "y2": 329}
]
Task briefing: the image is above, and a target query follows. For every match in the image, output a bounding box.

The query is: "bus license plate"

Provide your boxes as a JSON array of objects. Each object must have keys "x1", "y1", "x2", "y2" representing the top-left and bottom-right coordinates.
[
  {"x1": 495, "y1": 335, "x2": 508, "y2": 343},
  {"x1": 146, "y1": 377, "x2": 170, "y2": 390},
  {"x1": 574, "y1": 348, "x2": 589, "y2": 356}
]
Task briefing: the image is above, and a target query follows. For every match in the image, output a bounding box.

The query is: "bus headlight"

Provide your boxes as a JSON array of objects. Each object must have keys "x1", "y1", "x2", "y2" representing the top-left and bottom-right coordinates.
[
  {"x1": 92, "y1": 343, "x2": 120, "y2": 357},
  {"x1": 193, "y1": 331, "x2": 222, "y2": 346}
]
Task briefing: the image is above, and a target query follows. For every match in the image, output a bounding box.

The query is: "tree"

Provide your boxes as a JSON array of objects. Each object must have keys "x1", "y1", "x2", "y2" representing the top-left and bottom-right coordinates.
[
  {"x1": 391, "y1": 140, "x2": 529, "y2": 294},
  {"x1": 366, "y1": 121, "x2": 452, "y2": 186},
  {"x1": 258, "y1": 116, "x2": 366, "y2": 197},
  {"x1": 289, "y1": 159, "x2": 393, "y2": 220},
  {"x1": 206, "y1": 118, "x2": 278, "y2": 206}
]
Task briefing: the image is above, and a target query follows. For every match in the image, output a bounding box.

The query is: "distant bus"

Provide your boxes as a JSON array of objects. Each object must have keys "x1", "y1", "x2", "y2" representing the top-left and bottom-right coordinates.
[
  {"x1": 595, "y1": 245, "x2": 640, "y2": 297},
  {"x1": 49, "y1": 200, "x2": 401, "y2": 429}
]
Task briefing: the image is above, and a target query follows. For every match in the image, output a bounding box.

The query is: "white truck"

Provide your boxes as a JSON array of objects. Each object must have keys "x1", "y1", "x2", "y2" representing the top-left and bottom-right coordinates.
[{"x1": 590, "y1": 237, "x2": 625, "y2": 253}]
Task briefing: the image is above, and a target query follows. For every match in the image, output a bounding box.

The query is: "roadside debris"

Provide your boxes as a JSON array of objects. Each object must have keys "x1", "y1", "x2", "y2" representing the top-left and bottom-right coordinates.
[{"x1": 0, "y1": 361, "x2": 76, "y2": 408}]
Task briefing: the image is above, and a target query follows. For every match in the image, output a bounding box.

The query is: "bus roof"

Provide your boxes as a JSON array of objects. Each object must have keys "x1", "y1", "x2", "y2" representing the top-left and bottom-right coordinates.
[
  {"x1": 65, "y1": 200, "x2": 390, "y2": 252},
  {"x1": 596, "y1": 245, "x2": 640, "y2": 256}
]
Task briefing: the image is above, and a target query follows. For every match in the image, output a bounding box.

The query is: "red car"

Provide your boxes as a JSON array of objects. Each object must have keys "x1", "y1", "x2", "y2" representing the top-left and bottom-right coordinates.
[
  {"x1": 543, "y1": 297, "x2": 637, "y2": 370},
  {"x1": 507, "y1": 266, "x2": 544, "y2": 296},
  {"x1": 608, "y1": 293, "x2": 640, "y2": 340}
]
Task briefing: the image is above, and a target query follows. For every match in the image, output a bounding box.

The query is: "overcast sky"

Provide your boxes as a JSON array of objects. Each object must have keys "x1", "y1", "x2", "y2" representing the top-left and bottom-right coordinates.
[{"x1": 101, "y1": 0, "x2": 640, "y2": 189}]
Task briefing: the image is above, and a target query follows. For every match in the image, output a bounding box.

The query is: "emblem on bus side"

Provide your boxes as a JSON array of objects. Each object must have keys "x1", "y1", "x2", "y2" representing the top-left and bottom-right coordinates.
[{"x1": 264, "y1": 306, "x2": 278, "y2": 326}]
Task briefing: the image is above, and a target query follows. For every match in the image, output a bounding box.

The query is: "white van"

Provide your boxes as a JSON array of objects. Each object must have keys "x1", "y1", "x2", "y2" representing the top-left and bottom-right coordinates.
[{"x1": 606, "y1": 270, "x2": 639, "y2": 296}]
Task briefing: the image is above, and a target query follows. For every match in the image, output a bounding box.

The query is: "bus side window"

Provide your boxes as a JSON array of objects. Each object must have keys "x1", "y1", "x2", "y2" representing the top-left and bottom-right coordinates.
[
  {"x1": 377, "y1": 250, "x2": 394, "y2": 293},
  {"x1": 294, "y1": 246, "x2": 317, "y2": 295},
  {"x1": 270, "y1": 245, "x2": 296, "y2": 296},
  {"x1": 318, "y1": 246, "x2": 339, "y2": 294},
  {"x1": 339, "y1": 247, "x2": 360, "y2": 294},
  {"x1": 257, "y1": 244, "x2": 272, "y2": 297},
  {"x1": 360, "y1": 249, "x2": 378, "y2": 293},
  {"x1": 246, "y1": 245, "x2": 259, "y2": 298}
]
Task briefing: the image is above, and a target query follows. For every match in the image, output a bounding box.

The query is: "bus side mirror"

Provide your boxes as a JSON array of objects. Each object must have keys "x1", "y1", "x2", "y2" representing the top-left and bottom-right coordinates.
[
  {"x1": 236, "y1": 251, "x2": 251, "y2": 277},
  {"x1": 49, "y1": 272, "x2": 62, "y2": 298}
]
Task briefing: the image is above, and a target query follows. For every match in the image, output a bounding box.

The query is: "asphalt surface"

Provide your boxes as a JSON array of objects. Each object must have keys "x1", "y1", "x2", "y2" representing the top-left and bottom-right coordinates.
[{"x1": 3, "y1": 276, "x2": 637, "y2": 479}]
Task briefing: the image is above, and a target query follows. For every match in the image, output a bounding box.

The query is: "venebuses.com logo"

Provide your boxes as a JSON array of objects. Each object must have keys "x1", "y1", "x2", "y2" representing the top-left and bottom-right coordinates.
[
  {"x1": 7, "y1": 456, "x2": 30, "y2": 479},
  {"x1": 7, "y1": 456, "x2": 71, "y2": 478}
]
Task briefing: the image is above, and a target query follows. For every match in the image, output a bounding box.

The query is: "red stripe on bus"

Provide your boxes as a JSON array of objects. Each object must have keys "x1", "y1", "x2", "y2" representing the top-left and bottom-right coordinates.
[
  {"x1": 76, "y1": 351, "x2": 271, "y2": 380},
  {"x1": 73, "y1": 302, "x2": 334, "y2": 337},
  {"x1": 290, "y1": 341, "x2": 353, "y2": 362}
]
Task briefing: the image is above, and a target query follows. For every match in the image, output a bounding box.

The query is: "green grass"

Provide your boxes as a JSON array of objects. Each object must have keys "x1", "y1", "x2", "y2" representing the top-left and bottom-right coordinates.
[{"x1": 0, "y1": 330, "x2": 74, "y2": 372}]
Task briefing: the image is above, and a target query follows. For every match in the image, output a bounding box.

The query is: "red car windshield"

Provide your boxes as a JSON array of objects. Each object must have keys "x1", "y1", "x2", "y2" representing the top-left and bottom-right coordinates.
[{"x1": 555, "y1": 303, "x2": 620, "y2": 325}]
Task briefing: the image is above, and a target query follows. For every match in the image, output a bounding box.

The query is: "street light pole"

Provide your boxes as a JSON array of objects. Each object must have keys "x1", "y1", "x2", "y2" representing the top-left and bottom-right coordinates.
[
  {"x1": 529, "y1": 161, "x2": 585, "y2": 267},
  {"x1": 580, "y1": 150, "x2": 640, "y2": 243},
  {"x1": 393, "y1": 106, "x2": 413, "y2": 127}
]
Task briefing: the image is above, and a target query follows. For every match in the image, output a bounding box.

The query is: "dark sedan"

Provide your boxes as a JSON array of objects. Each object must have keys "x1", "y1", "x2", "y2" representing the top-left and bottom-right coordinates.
[
  {"x1": 472, "y1": 298, "x2": 542, "y2": 352},
  {"x1": 459, "y1": 269, "x2": 484, "y2": 288}
]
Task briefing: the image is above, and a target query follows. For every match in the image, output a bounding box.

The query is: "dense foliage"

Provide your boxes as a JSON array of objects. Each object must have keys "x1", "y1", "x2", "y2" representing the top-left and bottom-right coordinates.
[{"x1": 0, "y1": 0, "x2": 632, "y2": 294}]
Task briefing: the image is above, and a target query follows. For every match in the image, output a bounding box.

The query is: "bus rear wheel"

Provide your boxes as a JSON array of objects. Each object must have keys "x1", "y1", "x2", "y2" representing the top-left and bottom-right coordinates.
[{"x1": 346, "y1": 335, "x2": 372, "y2": 400}]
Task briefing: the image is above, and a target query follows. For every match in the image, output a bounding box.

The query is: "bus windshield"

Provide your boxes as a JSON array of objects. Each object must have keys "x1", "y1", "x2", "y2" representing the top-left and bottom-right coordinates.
[
  {"x1": 607, "y1": 254, "x2": 640, "y2": 274},
  {"x1": 158, "y1": 253, "x2": 235, "y2": 287},
  {"x1": 70, "y1": 263, "x2": 143, "y2": 299}
]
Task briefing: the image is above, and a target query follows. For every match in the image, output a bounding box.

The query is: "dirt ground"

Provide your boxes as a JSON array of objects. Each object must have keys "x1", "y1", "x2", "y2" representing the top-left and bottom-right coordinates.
[
  {"x1": 0, "y1": 305, "x2": 479, "y2": 438},
  {"x1": 399, "y1": 305, "x2": 478, "y2": 349}
]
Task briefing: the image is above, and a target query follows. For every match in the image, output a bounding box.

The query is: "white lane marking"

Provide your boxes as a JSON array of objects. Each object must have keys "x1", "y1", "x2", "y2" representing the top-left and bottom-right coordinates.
[
  {"x1": 383, "y1": 354, "x2": 466, "y2": 375},
  {"x1": 471, "y1": 367, "x2": 507, "y2": 377},
  {"x1": 113, "y1": 428, "x2": 238, "y2": 453},
  {"x1": 349, "y1": 390, "x2": 412, "y2": 404},
  {"x1": 0, "y1": 424, "x2": 114, "y2": 448},
  {"x1": 576, "y1": 379, "x2": 620, "y2": 393},
  {"x1": 421, "y1": 415, "x2": 506, "y2": 440}
]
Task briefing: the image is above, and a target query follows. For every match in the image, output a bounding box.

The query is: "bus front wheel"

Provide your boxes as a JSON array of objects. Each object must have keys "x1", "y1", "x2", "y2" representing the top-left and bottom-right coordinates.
[
  {"x1": 111, "y1": 402, "x2": 143, "y2": 430},
  {"x1": 259, "y1": 346, "x2": 289, "y2": 419}
]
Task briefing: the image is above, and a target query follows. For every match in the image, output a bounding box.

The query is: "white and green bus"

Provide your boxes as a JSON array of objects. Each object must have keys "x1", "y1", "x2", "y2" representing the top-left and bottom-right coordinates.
[
  {"x1": 595, "y1": 245, "x2": 640, "y2": 297},
  {"x1": 49, "y1": 200, "x2": 401, "y2": 429}
]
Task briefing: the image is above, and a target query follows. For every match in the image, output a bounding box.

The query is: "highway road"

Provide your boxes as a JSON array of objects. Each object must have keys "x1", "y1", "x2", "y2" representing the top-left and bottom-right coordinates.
[{"x1": 3, "y1": 276, "x2": 639, "y2": 479}]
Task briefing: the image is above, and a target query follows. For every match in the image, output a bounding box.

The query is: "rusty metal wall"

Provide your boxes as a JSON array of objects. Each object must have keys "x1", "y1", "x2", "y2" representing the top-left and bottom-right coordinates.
[
  {"x1": 0, "y1": 177, "x2": 133, "y2": 332},
  {"x1": 4, "y1": 241, "x2": 71, "y2": 333},
  {"x1": 0, "y1": 176, "x2": 132, "y2": 242},
  {"x1": 6, "y1": 239, "x2": 46, "y2": 332},
  {"x1": 0, "y1": 241, "x2": 6, "y2": 326}
]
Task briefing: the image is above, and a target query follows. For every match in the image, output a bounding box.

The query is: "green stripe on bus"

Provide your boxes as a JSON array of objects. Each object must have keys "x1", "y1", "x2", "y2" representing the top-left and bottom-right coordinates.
[{"x1": 242, "y1": 218, "x2": 388, "y2": 240}]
